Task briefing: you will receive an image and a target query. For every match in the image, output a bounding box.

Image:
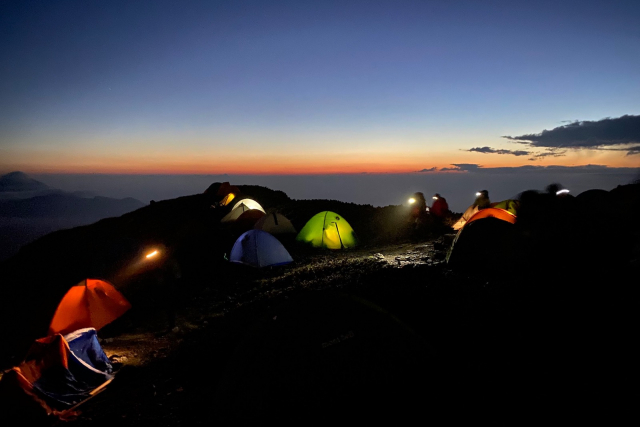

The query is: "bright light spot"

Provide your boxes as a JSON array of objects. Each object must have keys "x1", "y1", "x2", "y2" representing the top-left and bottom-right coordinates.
[
  {"x1": 475, "y1": 192, "x2": 481, "y2": 197},
  {"x1": 146, "y1": 250, "x2": 159, "y2": 259},
  {"x1": 556, "y1": 189, "x2": 570, "y2": 195},
  {"x1": 432, "y1": 196, "x2": 438, "y2": 200},
  {"x1": 408, "y1": 198, "x2": 416, "y2": 204}
]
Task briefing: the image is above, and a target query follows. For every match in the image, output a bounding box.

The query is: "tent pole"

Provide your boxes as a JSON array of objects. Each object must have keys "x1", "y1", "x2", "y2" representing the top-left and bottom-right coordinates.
[
  {"x1": 334, "y1": 223, "x2": 344, "y2": 249},
  {"x1": 321, "y1": 211, "x2": 329, "y2": 247}
]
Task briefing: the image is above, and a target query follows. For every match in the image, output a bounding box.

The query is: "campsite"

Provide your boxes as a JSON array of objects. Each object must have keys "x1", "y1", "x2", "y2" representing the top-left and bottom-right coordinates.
[{"x1": 0, "y1": 181, "x2": 638, "y2": 425}]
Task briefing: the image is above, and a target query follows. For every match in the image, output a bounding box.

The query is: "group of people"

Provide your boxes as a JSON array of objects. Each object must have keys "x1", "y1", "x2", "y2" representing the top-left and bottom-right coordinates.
[
  {"x1": 410, "y1": 189, "x2": 493, "y2": 232},
  {"x1": 408, "y1": 191, "x2": 452, "y2": 228}
]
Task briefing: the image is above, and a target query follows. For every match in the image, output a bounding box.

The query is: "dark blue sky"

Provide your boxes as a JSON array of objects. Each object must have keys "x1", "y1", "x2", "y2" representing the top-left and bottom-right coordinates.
[{"x1": 1, "y1": 0, "x2": 639, "y2": 203}]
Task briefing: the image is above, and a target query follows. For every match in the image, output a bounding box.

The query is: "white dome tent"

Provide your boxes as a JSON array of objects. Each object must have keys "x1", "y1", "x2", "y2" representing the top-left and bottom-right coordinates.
[
  {"x1": 229, "y1": 229, "x2": 293, "y2": 268},
  {"x1": 221, "y1": 198, "x2": 266, "y2": 223}
]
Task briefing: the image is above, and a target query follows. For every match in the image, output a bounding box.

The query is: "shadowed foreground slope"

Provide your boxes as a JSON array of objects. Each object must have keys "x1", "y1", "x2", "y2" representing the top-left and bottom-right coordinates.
[{"x1": 0, "y1": 183, "x2": 638, "y2": 424}]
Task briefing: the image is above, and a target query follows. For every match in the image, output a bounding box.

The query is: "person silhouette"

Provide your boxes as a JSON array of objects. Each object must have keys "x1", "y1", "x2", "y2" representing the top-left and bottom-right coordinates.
[
  {"x1": 473, "y1": 190, "x2": 491, "y2": 210},
  {"x1": 431, "y1": 193, "x2": 450, "y2": 218}
]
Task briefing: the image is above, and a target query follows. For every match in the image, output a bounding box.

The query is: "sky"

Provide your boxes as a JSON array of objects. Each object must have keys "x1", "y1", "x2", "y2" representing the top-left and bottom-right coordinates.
[{"x1": 1, "y1": 0, "x2": 639, "y2": 210}]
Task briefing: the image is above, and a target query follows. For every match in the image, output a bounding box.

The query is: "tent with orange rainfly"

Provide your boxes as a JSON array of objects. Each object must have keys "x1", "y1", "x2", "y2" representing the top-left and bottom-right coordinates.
[
  {"x1": 0, "y1": 279, "x2": 131, "y2": 421},
  {"x1": 0, "y1": 328, "x2": 115, "y2": 420},
  {"x1": 446, "y1": 207, "x2": 519, "y2": 273},
  {"x1": 48, "y1": 278, "x2": 132, "y2": 336}
]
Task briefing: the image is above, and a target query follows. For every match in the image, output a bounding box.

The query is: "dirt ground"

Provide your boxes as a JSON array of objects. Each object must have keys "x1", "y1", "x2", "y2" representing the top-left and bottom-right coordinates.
[
  {"x1": 2, "y1": 226, "x2": 638, "y2": 425},
  {"x1": 2, "y1": 183, "x2": 639, "y2": 424},
  {"x1": 21, "y1": 236, "x2": 462, "y2": 425}
]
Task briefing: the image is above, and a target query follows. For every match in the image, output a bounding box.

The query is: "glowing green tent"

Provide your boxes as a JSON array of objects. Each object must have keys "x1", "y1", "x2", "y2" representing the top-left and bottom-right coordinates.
[
  {"x1": 296, "y1": 211, "x2": 358, "y2": 249},
  {"x1": 490, "y1": 199, "x2": 519, "y2": 215}
]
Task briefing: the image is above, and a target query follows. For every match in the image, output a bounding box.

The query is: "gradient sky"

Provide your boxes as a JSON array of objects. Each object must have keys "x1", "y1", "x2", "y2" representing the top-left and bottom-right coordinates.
[{"x1": 1, "y1": 0, "x2": 639, "y2": 202}]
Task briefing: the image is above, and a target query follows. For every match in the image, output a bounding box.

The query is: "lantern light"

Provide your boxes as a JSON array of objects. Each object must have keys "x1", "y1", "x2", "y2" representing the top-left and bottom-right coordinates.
[{"x1": 145, "y1": 250, "x2": 159, "y2": 259}]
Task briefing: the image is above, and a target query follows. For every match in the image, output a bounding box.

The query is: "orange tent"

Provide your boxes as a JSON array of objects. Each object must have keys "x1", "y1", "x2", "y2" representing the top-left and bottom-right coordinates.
[
  {"x1": 465, "y1": 207, "x2": 516, "y2": 226},
  {"x1": 48, "y1": 279, "x2": 131, "y2": 336},
  {"x1": 216, "y1": 182, "x2": 241, "y2": 197},
  {"x1": 219, "y1": 192, "x2": 237, "y2": 207}
]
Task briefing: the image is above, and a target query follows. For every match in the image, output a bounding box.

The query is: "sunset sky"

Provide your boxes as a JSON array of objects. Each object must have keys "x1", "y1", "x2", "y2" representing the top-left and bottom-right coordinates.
[{"x1": 1, "y1": 0, "x2": 639, "y2": 208}]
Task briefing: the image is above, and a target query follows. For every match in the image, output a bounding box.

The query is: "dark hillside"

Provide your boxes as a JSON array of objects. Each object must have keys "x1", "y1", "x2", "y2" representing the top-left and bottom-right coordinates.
[
  {"x1": 0, "y1": 193, "x2": 222, "y2": 364},
  {"x1": 0, "y1": 186, "x2": 424, "y2": 366},
  {"x1": 0, "y1": 182, "x2": 638, "y2": 424}
]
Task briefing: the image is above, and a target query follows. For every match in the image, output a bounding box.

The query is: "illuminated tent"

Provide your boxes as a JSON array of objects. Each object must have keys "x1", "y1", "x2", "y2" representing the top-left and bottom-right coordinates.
[
  {"x1": 48, "y1": 279, "x2": 131, "y2": 337},
  {"x1": 221, "y1": 199, "x2": 266, "y2": 223},
  {"x1": 490, "y1": 199, "x2": 520, "y2": 216},
  {"x1": 229, "y1": 230, "x2": 293, "y2": 268},
  {"x1": 234, "y1": 209, "x2": 266, "y2": 233},
  {"x1": 464, "y1": 207, "x2": 516, "y2": 226},
  {"x1": 232, "y1": 198, "x2": 265, "y2": 212},
  {"x1": 254, "y1": 212, "x2": 297, "y2": 235},
  {"x1": 296, "y1": 211, "x2": 357, "y2": 249},
  {"x1": 446, "y1": 208, "x2": 519, "y2": 272},
  {"x1": 0, "y1": 328, "x2": 114, "y2": 419},
  {"x1": 215, "y1": 182, "x2": 241, "y2": 197},
  {"x1": 219, "y1": 192, "x2": 237, "y2": 207},
  {"x1": 452, "y1": 205, "x2": 479, "y2": 231}
]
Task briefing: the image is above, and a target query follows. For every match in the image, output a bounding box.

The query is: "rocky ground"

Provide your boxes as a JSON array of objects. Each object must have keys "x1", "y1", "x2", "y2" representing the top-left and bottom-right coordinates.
[
  {"x1": 54, "y1": 237, "x2": 460, "y2": 425},
  {"x1": 31, "y1": 233, "x2": 638, "y2": 425},
  {"x1": 1, "y1": 182, "x2": 638, "y2": 425}
]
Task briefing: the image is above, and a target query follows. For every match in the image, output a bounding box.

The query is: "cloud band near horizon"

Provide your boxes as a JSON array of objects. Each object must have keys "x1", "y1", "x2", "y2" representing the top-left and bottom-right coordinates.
[
  {"x1": 503, "y1": 114, "x2": 640, "y2": 156},
  {"x1": 461, "y1": 114, "x2": 640, "y2": 161}
]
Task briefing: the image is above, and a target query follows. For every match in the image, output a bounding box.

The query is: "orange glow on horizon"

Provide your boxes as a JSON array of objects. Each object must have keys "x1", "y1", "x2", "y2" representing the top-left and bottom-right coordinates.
[{"x1": 2, "y1": 145, "x2": 638, "y2": 175}]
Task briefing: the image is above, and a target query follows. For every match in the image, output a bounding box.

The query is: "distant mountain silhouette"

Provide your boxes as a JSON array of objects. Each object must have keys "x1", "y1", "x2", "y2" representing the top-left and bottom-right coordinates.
[
  {"x1": 0, "y1": 193, "x2": 144, "y2": 219},
  {"x1": 0, "y1": 172, "x2": 146, "y2": 262},
  {"x1": 0, "y1": 171, "x2": 49, "y2": 193}
]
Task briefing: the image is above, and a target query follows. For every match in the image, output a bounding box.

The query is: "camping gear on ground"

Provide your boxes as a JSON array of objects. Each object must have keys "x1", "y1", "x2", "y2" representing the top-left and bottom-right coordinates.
[
  {"x1": 229, "y1": 229, "x2": 293, "y2": 268},
  {"x1": 0, "y1": 327, "x2": 114, "y2": 420},
  {"x1": 221, "y1": 198, "x2": 266, "y2": 223},
  {"x1": 48, "y1": 279, "x2": 131, "y2": 337},
  {"x1": 254, "y1": 211, "x2": 297, "y2": 235},
  {"x1": 446, "y1": 207, "x2": 519, "y2": 273},
  {"x1": 212, "y1": 291, "x2": 438, "y2": 423},
  {"x1": 296, "y1": 211, "x2": 358, "y2": 249}
]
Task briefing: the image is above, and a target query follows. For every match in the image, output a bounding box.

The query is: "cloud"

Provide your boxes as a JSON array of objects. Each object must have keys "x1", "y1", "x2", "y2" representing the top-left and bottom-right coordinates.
[
  {"x1": 460, "y1": 164, "x2": 639, "y2": 175},
  {"x1": 415, "y1": 167, "x2": 438, "y2": 172},
  {"x1": 503, "y1": 114, "x2": 640, "y2": 156},
  {"x1": 527, "y1": 148, "x2": 567, "y2": 161},
  {"x1": 625, "y1": 146, "x2": 640, "y2": 156},
  {"x1": 439, "y1": 164, "x2": 481, "y2": 172},
  {"x1": 435, "y1": 163, "x2": 638, "y2": 175},
  {"x1": 466, "y1": 146, "x2": 531, "y2": 156}
]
